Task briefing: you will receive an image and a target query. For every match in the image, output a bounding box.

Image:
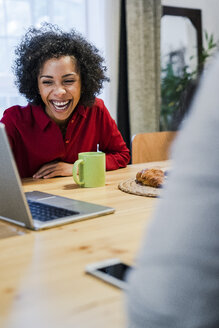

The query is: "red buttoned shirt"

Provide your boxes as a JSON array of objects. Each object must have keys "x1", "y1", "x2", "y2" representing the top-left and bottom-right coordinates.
[{"x1": 1, "y1": 98, "x2": 130, "y2": 178}]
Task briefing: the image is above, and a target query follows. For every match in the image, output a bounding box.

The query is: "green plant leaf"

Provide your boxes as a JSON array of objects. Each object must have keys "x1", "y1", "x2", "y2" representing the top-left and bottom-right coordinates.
[{"x1": 160, "y1": 30, "x2": 218, "y2": 131}]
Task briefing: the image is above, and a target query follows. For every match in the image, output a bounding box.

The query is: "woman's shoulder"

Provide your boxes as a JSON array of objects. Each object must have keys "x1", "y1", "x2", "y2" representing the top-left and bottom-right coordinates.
[
  {"x1": 94, "y1": 97, "x2": 104, "y2": 107},
  {"x1": 3, "y1": 104, "x2": 39, "y2": 118},
  {"x1": 86, "y1": 98, "x2": 115, "y2": 125},
  {"x1": 2, "y1": 103, "x2": 41, "y2": 122},
  {"x1": 92, "y1": 98, "x2": 109, "y2": 113},
  {"x1": 78, "y1": 98, "x2": 111, "y2": 120},
  {"x1": 3, "y1": 103, "x2": 30, "y2": 117}
]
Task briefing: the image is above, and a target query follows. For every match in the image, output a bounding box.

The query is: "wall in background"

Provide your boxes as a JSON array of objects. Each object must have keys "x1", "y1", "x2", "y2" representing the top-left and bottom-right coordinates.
[{"x1": 86, "y1": 0, "x2": 120, "y2": 121}]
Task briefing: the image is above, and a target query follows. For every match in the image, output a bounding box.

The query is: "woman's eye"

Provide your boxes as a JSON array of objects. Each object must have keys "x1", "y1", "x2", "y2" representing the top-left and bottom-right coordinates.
[
  {"x1": 64, "y1": 80, "x2": 75, "y2": 84},
  {"x1": 42, "y1": 81, "x2": 53, "y2": 85}
]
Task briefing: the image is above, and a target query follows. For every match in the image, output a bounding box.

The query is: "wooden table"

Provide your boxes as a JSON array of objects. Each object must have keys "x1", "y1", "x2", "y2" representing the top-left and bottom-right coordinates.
[{"x1": 0, "y1": 161, "x2": 169, "y2": 328}]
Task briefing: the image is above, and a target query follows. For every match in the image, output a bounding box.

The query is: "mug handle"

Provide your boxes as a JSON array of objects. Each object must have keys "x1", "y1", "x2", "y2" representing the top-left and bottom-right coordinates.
[{"x1": 73, "y1": 159, "x2": 84, "y2": 186}]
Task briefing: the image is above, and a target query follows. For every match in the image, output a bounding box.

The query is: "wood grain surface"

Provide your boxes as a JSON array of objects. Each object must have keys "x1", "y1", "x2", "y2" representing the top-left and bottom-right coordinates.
[{"x1": 0, "y1": 161, "x2": 170, "y2": 328}]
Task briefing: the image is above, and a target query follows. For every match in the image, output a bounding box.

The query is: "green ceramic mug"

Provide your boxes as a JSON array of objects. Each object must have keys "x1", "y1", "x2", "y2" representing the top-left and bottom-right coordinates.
[{"x1": 73, "y1": 152, "x2": 106, "y2": 188}]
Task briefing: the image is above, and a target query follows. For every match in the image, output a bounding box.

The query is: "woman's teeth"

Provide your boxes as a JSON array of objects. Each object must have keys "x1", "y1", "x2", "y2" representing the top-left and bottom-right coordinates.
[{"x1": 52, "y1": 100, "x2": 70, "y2": 110}]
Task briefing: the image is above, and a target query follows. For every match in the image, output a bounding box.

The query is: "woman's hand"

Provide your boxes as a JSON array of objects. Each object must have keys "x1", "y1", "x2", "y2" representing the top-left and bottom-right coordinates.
[{"x1": 33, "y1": 161, "x2": 73, "y2": 179}]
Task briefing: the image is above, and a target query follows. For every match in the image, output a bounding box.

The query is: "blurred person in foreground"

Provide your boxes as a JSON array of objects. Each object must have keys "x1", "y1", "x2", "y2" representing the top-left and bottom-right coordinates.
[
  {"x1": 0, "y1": 23, "x2": 130, "y2": 179},
  {"x1": 125, "y1": 52, "x2": 219, "y2": 327}
]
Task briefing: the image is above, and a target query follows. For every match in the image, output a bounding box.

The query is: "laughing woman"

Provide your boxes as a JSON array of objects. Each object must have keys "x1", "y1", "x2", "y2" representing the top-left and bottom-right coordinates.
[{"x1": 0, "y1": 23, "x2": 130, "y2": 178}]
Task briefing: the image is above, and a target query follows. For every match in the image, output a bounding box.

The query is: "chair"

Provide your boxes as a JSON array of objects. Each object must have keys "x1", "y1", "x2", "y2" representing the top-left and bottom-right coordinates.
[{"x1": 131, "y1": 131, "x2": 177, "y2": 164}]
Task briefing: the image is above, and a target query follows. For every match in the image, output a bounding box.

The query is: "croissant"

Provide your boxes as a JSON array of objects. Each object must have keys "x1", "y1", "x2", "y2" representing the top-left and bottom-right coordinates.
[{"x1": 136, "y1": 168, "x2": 164, "y2": 188}]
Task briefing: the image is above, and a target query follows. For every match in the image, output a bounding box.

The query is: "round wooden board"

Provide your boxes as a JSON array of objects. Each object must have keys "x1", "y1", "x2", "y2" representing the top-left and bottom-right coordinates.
[{"x1": 118, "y1": 178, "x2": 162, "y2": 198}]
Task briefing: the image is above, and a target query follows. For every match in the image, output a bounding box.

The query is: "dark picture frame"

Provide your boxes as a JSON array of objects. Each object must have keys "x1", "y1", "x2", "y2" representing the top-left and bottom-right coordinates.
[{"x1": 162, "y1": 6, "x2": 203, "y2": 69}]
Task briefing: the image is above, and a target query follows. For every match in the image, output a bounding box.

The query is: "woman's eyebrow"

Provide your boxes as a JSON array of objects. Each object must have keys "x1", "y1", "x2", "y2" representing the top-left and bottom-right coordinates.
[
  {"x1": 39, "y1": 73, "x2": 78, "y2": 79},
  {"x1": 39, "y1": 75, "x2": 53, "y2": 79},
  {"x1": 62, "y1": 73, "x2": 77, "y2": 77}
]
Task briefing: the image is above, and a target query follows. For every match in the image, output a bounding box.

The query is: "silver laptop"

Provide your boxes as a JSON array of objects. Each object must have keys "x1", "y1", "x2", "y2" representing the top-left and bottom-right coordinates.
[{"x1": 0, "y1": 123, "x2": 114, "y2": 230}]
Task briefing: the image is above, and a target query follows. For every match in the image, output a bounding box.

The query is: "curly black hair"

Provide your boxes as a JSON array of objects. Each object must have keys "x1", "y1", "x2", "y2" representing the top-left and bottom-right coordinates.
[{"x1": 13, "y1": 23, "x2": 109, "y2": 107}]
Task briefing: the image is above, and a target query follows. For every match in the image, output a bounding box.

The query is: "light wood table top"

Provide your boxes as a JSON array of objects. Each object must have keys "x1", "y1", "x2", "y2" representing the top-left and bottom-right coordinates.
[{"x1": 0, "y1": 161, "x2": 170, "y2": 328}]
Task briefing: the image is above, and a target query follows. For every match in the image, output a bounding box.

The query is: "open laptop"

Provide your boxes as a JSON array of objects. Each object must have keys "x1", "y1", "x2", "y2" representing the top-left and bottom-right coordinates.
[{"x1": 0, "y1": 123, "x2": 115, "y2": 230}]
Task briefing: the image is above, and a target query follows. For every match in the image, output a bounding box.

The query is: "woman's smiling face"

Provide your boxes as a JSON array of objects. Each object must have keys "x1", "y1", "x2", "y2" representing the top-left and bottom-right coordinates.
[{"x1": 38, "y1": 56, "x2": 81, "y2": 125}]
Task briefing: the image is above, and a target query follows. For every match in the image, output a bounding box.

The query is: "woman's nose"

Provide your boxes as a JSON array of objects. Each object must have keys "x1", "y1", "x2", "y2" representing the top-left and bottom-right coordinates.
[{"x1": 53, "y1": 85, "x2": 66, "y2": 96}]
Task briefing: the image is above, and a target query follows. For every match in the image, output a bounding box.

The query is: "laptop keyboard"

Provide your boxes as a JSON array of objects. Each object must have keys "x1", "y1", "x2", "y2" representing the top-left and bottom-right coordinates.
[{"x1": 27, "y1": 199, "x2": 79, "y2": 222}]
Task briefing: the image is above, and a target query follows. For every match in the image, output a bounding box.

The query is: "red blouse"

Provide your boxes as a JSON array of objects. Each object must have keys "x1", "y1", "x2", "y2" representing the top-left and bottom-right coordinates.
[{"x1": 1, "y1": 98, "x2": 130, "y2": 178}]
